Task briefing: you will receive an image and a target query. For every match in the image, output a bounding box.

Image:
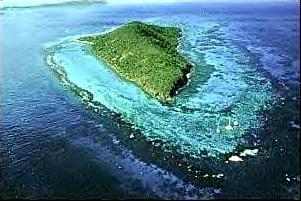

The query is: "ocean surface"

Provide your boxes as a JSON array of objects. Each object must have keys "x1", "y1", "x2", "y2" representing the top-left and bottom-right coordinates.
[{"x1": 1, "y1": 2, "x2": 300, "y2": 199}]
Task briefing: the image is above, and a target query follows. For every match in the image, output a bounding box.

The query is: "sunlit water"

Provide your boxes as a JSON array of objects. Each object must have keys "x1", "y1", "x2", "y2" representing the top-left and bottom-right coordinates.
[{"x1": 1, "y1": 2, "x2": 300, "y2": 199}]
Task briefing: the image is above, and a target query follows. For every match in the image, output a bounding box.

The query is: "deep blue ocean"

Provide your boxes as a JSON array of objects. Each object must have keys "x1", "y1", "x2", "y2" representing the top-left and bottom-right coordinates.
[{"x1": 1, "y1": 2, "x2": 300, "y2": 199}]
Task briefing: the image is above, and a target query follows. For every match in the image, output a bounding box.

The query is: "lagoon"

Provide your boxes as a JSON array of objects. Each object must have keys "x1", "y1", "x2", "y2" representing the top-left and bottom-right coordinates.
[{"x1": 1, "y1": 1, "x2": 300, "y2": 199}]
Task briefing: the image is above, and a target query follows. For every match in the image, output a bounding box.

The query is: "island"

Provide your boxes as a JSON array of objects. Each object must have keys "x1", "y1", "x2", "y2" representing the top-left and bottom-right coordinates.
[{"x1": 79, "y1": 21, "x2": 193, "y2": 102}]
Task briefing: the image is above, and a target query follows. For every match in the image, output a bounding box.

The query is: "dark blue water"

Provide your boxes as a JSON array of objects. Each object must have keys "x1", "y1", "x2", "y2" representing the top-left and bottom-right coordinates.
[{"x1": 1, "y1": 2, "x2": 300, "y2": 199}]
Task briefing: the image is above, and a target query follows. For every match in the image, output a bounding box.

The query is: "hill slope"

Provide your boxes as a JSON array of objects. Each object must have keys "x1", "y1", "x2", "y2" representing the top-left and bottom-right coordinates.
[{"x1": 80, "y1": 21, "x2": 192, "y2": 102}]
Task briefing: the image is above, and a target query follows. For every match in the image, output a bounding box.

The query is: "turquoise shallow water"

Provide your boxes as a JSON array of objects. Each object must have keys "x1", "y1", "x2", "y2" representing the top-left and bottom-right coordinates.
[
  {"x1": 1, "y1": 2, "x2": 300, "y2": 199},
  {"x1": 46, "y1": 19, "x2": 273, "y2": 157}
]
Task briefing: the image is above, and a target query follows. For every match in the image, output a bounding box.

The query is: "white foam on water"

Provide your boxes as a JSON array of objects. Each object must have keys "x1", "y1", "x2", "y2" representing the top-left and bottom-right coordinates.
[
  {"x1": 44, "y1": 18, "x2": 274, "y2": 157},
  {"x1": 71, "y1": 136, "x2": 217, "y2": 199}
]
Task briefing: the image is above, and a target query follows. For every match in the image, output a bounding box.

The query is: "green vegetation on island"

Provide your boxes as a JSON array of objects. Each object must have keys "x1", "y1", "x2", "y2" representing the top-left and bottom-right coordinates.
[{"x1": 80, "y1": 21, "x2": 192, "y2": 102}]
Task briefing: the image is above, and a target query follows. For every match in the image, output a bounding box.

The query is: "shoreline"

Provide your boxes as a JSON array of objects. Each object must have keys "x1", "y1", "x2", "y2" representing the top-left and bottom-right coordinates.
[
  {"x1": 44, "y1": 39, "x2": 299, "y2": 198},
  {"x1": 46, "y1": 49, "x2": 289, "y2": 195},
  {"x1": 79, "y1": 21, "x2": 194, "y2": 103},
  {"x1": 170, "y1": 62, "x2": 193, "y2": 97}
]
